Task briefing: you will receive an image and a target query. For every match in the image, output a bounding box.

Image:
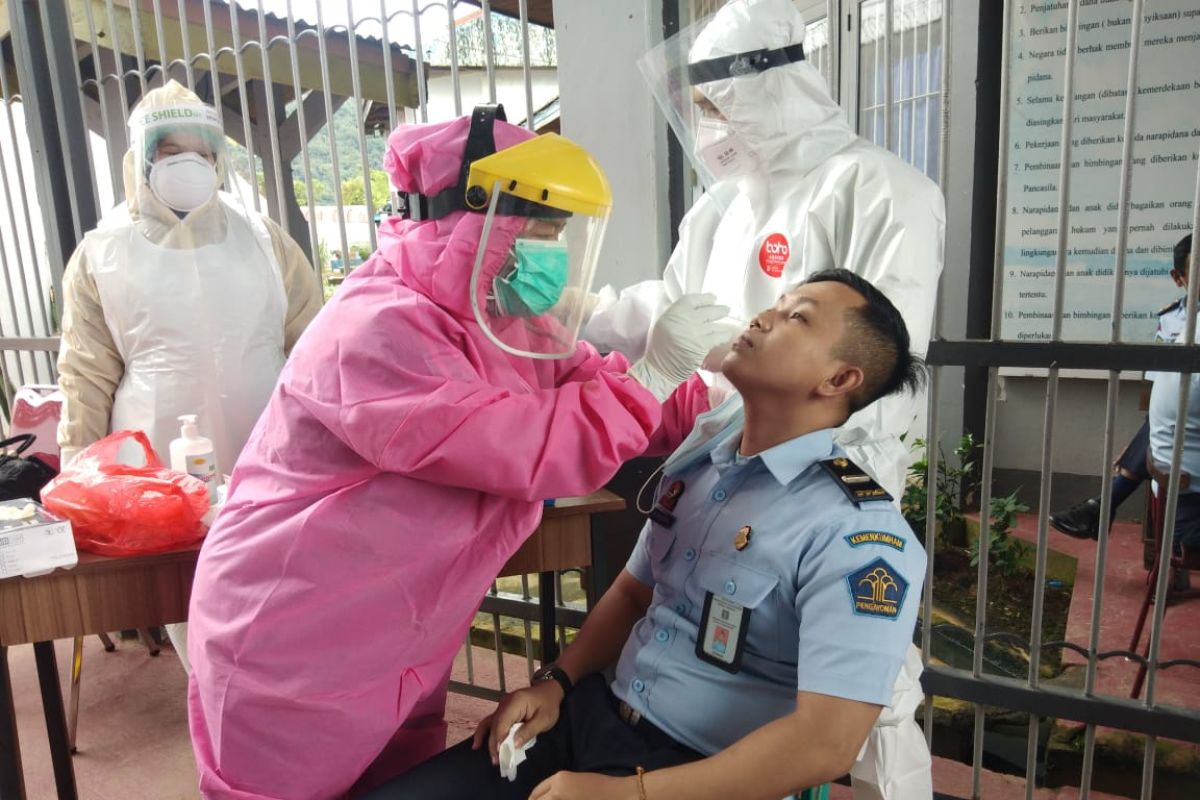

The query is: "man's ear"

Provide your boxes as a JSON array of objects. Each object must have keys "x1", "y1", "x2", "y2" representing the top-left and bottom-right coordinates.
[{"x1": 818, "y1": 363, "x2": 864, "y2": 400}]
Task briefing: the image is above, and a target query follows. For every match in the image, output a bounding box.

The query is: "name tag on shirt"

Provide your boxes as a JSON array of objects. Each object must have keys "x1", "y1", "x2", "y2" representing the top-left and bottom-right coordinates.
[{"x1": 696, "y1": 591, "x2": 750, "y2": 673}]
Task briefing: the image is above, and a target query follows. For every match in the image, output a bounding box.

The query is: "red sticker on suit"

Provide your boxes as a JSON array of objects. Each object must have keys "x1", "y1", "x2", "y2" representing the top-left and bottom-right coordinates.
[{"x1": 758, "y1": 233, "x2": 790, "y2": 278}]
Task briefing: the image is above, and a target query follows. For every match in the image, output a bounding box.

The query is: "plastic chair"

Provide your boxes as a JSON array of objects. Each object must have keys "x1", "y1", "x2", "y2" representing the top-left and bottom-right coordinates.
[{"x1": 1129, "y1": 460, "x2": 1200, "y2": 698}]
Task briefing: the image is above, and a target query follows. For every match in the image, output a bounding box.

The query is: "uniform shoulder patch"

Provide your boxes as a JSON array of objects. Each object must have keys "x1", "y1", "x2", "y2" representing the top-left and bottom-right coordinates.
[
  {"x1": 844, "y1": 530, "x2": 907, "y2": 552},
  {"x1": 846, "y1": 557, "x2": 909, "y2": 620},
  {"x1": 1158, "y1": 297, "x2": 1184, "y2": 316},
  {"x1": 818, "y1": 457, "x2": 893, "y2": 505}
]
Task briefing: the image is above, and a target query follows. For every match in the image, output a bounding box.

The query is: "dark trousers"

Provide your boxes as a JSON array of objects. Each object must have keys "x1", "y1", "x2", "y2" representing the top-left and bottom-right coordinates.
[
  {"x1": 1116, "y1": 420, "x2": 1151, "y2": 479},
  {"x1": 360, "y1": 675, "x2": 704, "y2": 800},
  {"x1": 1118, "y1": 419, "x2": 1200, "y2": 551},
  {"x1": 1171, "y1": 490, "x2": 1200, "y2": 554}
]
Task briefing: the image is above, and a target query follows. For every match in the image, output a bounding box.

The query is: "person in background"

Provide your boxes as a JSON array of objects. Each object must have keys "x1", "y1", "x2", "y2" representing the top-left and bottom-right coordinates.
[
  {"x1": 1146, "y1": 324, "x2": 1200, "y2": 590},
  {"x1": 367, "y1": 270, "x2": 928, "y2": 800},
  {"x1": 1050, "y1": 233, "x2": 1193, "y2": 540},
  {"x1": 576, "y1": 0, "x2": 945, "y2": 500},
  {"x1": 55, "y1": 80, "x2": 322, "y2": 673},
  {"x1": 186, "y1": 107, "x2": 730, "y2": 800}
]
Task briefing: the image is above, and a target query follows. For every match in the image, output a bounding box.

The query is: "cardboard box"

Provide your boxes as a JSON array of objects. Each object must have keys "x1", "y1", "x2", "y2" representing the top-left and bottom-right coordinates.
[{"x1": 0, "y1": 498, "x2": 78, "y2": 579}]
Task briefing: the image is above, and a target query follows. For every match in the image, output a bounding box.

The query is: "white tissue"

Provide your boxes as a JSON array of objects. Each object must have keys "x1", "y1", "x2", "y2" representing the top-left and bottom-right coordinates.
[{"x1": 498, "y1": 722, "x2": 537, "y2": 782}]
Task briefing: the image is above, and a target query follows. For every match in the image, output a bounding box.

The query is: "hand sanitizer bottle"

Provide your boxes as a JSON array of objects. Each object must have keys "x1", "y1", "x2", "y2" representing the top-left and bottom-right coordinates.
[{"x1": 169, "y1": 414, "x2": 220, "y2": 505}]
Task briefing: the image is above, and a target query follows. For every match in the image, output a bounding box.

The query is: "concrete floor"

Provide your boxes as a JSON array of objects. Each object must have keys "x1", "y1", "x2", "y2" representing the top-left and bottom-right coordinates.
[
  {"x1": 7, "y1": 636, "x2": 1135, "y2": 800},
  {"x1": 1031, "y1": 514, "x2": 1200, "y2": 709},
  {"x1": 4, "y1": 640, "x2": 1146, "y2": 800},
  {"x1": 4, "y1": 637, "x2": 534, "y2": 800},
  {"x1": 4, "y1": 512, "x2": 1195, "y2": 800}
]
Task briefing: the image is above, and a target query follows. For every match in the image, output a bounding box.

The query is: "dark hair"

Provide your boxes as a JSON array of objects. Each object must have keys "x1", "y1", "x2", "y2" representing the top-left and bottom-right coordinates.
[
  {"x1": 801, "y1": 268, "x2": 926, "y2": 414},
  {"x1": 1175, "y1": 234, "x2": 1192, "y2": 274}
]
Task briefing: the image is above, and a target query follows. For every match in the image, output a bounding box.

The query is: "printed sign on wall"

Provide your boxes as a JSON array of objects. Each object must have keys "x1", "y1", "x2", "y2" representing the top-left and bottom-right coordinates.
[{"x1": 1001, "y1": 1, "x2": 1200, "y2": 343}]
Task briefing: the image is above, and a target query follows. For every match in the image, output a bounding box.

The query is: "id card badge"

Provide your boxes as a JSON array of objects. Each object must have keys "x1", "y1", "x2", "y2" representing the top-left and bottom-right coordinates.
[{"x1": 696, "y1": 591, "x2": 751, "y2": 673}]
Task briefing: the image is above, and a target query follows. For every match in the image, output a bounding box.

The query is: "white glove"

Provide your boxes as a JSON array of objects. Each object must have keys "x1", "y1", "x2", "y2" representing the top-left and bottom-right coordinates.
[
  {"x1": 628, "y1": 293, "x2": 732, "y2": 402},
  {"x1": 700, "y1": 317, "x2": 748, "y2": 372}
]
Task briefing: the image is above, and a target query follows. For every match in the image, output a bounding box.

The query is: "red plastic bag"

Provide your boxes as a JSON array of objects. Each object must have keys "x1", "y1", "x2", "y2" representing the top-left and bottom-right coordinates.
[{"x1": 41, "y1": 430, "x2": 210, "y2": 556}]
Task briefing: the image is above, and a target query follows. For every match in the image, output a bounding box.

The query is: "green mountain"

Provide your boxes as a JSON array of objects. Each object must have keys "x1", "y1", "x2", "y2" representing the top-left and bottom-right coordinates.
[{"x1": 297, "y1": 101, "x2": 390, "y2": 203}]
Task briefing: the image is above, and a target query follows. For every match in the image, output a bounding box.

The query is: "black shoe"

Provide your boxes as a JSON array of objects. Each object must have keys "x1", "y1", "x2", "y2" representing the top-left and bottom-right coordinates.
[{"x1": 1050, "y1": 498, "x2": 1101, "y2": 539}]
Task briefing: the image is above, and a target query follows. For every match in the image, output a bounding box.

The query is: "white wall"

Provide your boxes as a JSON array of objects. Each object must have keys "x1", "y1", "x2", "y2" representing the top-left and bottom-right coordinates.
[
  {"x1": 552, "y1": 0, "x2": 671, "y2": 291},
  {"x1": 305, "y1": 205, "x2": 375, "y2": 259}
]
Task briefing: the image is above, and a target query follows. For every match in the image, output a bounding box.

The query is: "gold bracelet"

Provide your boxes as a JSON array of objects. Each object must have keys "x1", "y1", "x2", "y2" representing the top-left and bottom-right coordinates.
[{"x1": 636, "y1": 766, "x2": 648, "y2": 800}]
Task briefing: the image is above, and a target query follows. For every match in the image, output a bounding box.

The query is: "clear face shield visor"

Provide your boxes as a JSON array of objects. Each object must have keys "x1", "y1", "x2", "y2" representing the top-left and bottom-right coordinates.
[
  {"x1": 469, "y1": 183, "x2": 609, "y2": 360},
  {"x1": 128, "y1": 103, "x2": 229, "y2": 214},
  {"x1": 637, "y1": 12, "x2": 807, "y2": 191}
]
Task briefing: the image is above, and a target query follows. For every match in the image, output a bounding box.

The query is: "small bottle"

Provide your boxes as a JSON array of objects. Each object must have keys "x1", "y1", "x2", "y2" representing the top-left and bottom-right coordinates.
[{"x1": 169, "y1": 414, "x2": 220, "y2": 505}]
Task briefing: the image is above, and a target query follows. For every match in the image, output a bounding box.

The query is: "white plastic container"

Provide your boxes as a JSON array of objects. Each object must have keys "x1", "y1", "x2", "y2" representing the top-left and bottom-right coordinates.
[
  {"x1": 169, "y1": 415, "x2": 220, "y2": 505},
  {"x1": 0, "y1": 498, "x2": 77, "y2": 579}
]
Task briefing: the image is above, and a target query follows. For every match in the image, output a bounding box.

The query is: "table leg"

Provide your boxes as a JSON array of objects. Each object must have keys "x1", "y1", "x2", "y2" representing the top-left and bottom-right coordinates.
[
  {"x1": 32, "y1": 642, "x2": 77, "y2": 800},
  {"x1": 0, "y1": 646, "x2": 26, "y2": 800},
  {"x1": 588, "y1": 512, "x2": 614, "y2": 608},
  {"x1": 538, "y1": 572, "x2": 558, "y2": 664},
  {"x1": 67, "y1": 638, "x2": 82, "y2": 753}
]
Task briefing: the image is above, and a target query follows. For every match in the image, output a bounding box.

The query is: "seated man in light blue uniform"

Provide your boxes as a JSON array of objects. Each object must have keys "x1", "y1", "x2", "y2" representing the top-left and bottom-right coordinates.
[
  {"x1": 367, "y1": 269, "x2": 927, "y2": 800},
  {"x1": 1147, "y1": 312, "x2": 1200, "y2": 565},
  {"x1": 1051, "y1": 233, "x2": 1193, "y2": 539}
]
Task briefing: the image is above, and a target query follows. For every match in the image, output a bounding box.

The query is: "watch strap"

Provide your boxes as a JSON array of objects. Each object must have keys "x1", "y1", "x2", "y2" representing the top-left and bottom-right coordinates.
[{"x1": 533, "y1": 664, "x2": 573, "y2": 697}]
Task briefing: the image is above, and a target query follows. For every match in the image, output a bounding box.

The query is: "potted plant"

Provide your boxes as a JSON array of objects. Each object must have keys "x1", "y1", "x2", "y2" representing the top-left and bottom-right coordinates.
[
  {"x1": 903, "y1": 433, "x2": 979, "y2": 546},
  {"x1": 903, "y1": 433, "x2": 1030, "y2": 563}
]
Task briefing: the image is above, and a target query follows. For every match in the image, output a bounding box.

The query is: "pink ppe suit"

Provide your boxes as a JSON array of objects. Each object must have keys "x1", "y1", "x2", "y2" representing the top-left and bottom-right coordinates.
[{"x1": 186, "y1": 117, "x2": 708, "y2": 800}]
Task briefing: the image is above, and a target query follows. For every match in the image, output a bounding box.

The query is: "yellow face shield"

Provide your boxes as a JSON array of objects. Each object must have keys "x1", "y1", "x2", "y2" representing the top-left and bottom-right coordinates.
[{"x1": 466, "y1": 133, "x2": 612, "y2": 360}]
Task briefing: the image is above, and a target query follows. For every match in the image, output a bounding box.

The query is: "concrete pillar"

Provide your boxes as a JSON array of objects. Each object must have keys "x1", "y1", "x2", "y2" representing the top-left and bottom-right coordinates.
[
  {"x1": 934, "y1": 1, "x2": 981, "y2": 458},
  {"x1": 552, "y1": 0, "x2": 671, "y2": 290}
]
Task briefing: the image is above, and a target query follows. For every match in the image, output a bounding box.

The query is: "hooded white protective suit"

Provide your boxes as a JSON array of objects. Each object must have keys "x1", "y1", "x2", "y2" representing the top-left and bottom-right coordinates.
[
  {"x1": 57, "y1": 82, "x2": 321, "y2": 474},
  {"x1": 584, "y1": 0, "x2": 945, "y2": 501},
  {"x1": 56, "y1": 82, "x2": 322, "y2": 673}
]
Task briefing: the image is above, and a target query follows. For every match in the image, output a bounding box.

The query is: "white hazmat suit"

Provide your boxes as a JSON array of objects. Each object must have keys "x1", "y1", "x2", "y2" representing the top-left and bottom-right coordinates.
[
  {"x1": 56, "y1": 81, "x2": 322, "y2": 672},
  {"x1": 585, "y1": 0, "x2": 945, "y2": 501}
]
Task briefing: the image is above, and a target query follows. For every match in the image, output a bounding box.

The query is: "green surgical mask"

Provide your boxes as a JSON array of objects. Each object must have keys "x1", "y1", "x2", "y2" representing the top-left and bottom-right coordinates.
[{"x1": 494, "y1": 238, "x2": 570, "y2": 317}]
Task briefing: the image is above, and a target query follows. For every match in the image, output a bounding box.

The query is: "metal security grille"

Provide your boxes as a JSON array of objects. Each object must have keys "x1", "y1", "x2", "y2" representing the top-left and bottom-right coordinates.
[
  {"x1": 0, "y1": 3, "x2": 61, "y2": 410},
  {"x1": 856, "y1": 0, "x2": 943, "y2": 179},
  {"x1": 686, "y1": 2, "x2": 1200, "y2": 797},
  {"x1": 0, "y1": 0, "x2": 568, "y2": 699},
  {"x1": 919, "y1": 1, "x2": 1200, "y2": 798}
]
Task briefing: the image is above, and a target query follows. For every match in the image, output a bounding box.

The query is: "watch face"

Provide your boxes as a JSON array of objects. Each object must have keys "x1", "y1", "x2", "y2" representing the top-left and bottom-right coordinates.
[{"x1": 532, "y1": 665, "x2": 569, "y2": 693}]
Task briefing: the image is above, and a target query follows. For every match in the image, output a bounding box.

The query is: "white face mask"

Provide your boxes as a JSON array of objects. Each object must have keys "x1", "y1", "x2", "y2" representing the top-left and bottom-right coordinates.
[
  {"x1": 693, "y1": 118, "x2": 755, "y2": 181},
  {"x1": 148, "y1": 152, "x2": 218, "y2": 213}
]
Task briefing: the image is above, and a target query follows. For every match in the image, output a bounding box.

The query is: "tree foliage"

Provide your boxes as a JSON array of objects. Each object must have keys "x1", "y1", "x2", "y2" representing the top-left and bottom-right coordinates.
[{"x1": 229, "y1": 101, "x2": 389, "y2": 206}]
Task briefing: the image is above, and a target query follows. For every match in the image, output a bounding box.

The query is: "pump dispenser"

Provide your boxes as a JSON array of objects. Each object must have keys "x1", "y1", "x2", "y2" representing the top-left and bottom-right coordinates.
[{"x1": 170, "y1": 414, "x2": 219, "y2": 505}]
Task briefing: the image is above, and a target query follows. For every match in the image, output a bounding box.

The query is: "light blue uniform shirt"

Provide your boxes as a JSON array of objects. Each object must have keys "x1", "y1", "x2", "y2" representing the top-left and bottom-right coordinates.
[
  {"x1": 611, "y1": 426, "x2": 927, "y2": 756},
  {"x1": 1145, "y1": 297, "x2": 1187, "y2": 383},
  {"x1": 1149, "y1": 363, "x2": 1200, "y2": 490},
  {"x1": 1150, "y1": 309, "x2": 1200, "y2": 486},
  {"x1": 1155, "y1": 296, "x2": 1188, "y2": 344}
]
